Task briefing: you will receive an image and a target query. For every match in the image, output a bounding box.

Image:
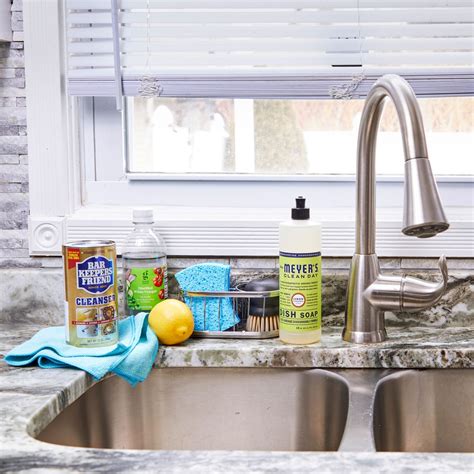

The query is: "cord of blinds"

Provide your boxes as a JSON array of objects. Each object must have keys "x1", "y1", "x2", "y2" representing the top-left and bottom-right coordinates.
[{"x1": 65, "y1": 0, "x2": 474, "y2": 102}]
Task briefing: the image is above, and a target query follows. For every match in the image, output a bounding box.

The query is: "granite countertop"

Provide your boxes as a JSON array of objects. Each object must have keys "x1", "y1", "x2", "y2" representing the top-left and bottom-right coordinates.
[{"x1": 0, "y1": 322, "x2": 473, "y2": 473}]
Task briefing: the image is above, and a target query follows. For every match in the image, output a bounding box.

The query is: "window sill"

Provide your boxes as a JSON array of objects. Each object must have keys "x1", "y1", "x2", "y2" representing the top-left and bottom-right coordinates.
[{"x1": 28, "y1": 205, "x2": 473, "y2": 257}]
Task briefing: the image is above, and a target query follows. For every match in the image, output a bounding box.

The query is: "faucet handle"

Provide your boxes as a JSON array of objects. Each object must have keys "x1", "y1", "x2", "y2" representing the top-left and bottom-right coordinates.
[
  {"x1": 437, "y1": 254, "x2": 448, "y2": 285},
  {"x1": 401, "y1": 255, "x2": 448, "y2": 311}
]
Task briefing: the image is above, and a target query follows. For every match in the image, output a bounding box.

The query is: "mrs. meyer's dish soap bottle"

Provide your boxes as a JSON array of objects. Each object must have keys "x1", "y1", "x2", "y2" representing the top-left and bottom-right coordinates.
[
  {"x1": 279, "y1": 197, "x2": 322, "y2": 344},
  {"x1": 123, "y1": 208, "x2": 168, "y2": 316}
]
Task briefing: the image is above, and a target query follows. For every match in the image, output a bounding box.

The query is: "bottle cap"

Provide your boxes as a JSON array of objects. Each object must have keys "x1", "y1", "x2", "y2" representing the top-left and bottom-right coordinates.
[
  {"x1": 292, "y1": 196, "x2": 310, "y2": 220},
  {"x1": 132, "y1": 208, "x2": 154, "y2": 224}
]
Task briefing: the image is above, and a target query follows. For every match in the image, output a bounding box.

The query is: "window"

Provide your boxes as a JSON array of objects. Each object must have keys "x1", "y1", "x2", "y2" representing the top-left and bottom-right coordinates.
[
  {"x1": 24, "y1": 0, "x2": 474, "y2": 257},
  {"x1": 127, "y1": 97, "x2": 474, "y2": 177}
]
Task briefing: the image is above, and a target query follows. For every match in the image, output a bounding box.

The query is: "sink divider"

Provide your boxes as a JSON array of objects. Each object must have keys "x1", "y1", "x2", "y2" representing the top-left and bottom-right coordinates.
[{"x1": 336, "y1": 369, "x2": 394, "y2": 452}]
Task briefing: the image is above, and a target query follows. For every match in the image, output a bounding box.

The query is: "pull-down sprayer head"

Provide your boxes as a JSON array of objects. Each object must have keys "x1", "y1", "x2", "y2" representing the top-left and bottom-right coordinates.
[
  {"x1": 402, "y1": 157, "x2": 449, "y2": 238},
  {"x1": 355, "y1": 74, "x2": 449, "y2": 254}
]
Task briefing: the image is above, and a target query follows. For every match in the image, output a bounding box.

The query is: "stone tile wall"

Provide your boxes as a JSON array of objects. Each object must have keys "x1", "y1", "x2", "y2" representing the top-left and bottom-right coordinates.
[
  {"x1": 0, "y1": 0, "x2": 29, "y2": 267},
  {"x1": 1, "y1": 257, "x2": 472, "y2": 327}
]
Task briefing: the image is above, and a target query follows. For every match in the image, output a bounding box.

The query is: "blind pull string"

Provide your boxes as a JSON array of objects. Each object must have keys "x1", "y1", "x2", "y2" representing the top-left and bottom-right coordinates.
[
  {"x1": 111, "y1": 0, "x2": 123, "y2": 110},
  {"x1": 139, "y1": 0, "x2": 163, "y2": 97},
  {"x1": 329, "y1": 0, "x2": 365, "y2": 100}
]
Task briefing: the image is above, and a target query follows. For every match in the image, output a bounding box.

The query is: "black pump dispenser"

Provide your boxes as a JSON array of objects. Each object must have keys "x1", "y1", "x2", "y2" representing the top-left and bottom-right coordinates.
[{"x1": 292, "y1": 196, "x2": 310, "y2": 220}]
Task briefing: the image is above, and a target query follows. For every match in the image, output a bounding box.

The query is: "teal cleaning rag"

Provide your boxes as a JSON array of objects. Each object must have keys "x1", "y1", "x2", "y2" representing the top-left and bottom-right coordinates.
[
  {"x1": 4, "y1": 313, "x2": 158, "y2": 387},
  {"x1": 175, "y1": 263, "x2": 238, "y2": 331}
]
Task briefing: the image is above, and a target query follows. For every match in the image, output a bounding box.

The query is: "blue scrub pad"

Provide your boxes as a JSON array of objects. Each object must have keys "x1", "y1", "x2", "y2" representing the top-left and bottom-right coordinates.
[{"x1": 175, "y1": 263, "x2": 238, "y2": 331}]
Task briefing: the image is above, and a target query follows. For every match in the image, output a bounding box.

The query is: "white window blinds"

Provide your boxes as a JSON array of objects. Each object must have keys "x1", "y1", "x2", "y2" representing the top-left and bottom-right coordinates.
[{"x1": 65, "y1": 0, "x2": 474, "y2": 100}]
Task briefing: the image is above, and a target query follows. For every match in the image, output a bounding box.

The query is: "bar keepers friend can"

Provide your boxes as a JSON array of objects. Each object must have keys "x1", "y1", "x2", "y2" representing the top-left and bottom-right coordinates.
[{"x1": 63, "y1": 241, "x2": 119, "y2": 347}]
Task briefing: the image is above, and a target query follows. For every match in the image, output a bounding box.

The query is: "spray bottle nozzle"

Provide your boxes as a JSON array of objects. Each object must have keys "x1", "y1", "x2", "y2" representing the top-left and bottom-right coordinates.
[
  {"x1": 292, "y1": 196, "x2": 310, "y2": 220},
  {"x1": 295, "y1": 196, "x2": 306, "y2": 209}
]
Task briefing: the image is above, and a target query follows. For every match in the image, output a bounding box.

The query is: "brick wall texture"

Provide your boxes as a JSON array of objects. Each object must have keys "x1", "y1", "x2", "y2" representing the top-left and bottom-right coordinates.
[{"x1": 0, "y1": 1, "x2": 30, "y2": 268}]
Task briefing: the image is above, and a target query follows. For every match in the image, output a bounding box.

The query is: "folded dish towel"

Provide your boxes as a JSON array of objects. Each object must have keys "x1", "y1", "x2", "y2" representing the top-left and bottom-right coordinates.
[
  {"x1": 4, "y1": 313, "x2": 158, "y2": 387},
  {"x1": 175, "y1": 263, "x2": 238, "y2": 331}
]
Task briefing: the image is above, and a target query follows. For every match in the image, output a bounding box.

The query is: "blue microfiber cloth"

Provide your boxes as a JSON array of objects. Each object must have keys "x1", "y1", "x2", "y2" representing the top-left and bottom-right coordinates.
[
  {"x1": 4, "y1": 313, "x2": 158, "y2": 387},
  {"x1": 175, "y1": 263, "x2": 238, "y2": 331}
]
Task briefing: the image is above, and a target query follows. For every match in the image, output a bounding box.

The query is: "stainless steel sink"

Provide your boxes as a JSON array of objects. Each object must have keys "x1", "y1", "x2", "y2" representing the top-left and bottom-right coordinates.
[
  {"x1": 37, "y1": 368, "x2": 473, "y2": 454},
  {"x1": 373, "y1": 370, "x2": 474, "y2": 453},
  {"x1": 37, "y1": 368, "x2": 349, "y2": 451}
]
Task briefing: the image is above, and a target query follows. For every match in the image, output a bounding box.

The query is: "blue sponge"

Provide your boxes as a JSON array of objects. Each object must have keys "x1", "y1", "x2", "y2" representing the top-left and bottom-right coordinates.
[{"x1": 175, "y1": 263, "x2": 238, "y2": 331}]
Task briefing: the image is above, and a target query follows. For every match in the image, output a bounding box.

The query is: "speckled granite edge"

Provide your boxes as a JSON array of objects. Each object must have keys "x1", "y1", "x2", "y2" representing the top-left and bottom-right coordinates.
[
  {"x1": 156, "y1": 326, "x2": 474, "y2": 369},
  {"x1": 0, "y1": 323, "x2": 473, "y2": 473},
  {"x1": 1, "y1": 324, "x2": 473, "y2": 370},
  {"x1": 0, "y1": 446, "x2": 472, "y2": 474}
]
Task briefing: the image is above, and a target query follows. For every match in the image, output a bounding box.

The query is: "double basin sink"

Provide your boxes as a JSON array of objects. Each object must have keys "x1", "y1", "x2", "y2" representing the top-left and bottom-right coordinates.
[{"x1": 37, "y1": 368, "x2": 473, "y2": 453}]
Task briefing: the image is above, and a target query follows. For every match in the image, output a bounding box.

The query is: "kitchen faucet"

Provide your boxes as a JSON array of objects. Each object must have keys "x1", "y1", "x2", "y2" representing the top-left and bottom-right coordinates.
[{"x1": 343, "y1": 74, "x2": 449, "y2": 344}]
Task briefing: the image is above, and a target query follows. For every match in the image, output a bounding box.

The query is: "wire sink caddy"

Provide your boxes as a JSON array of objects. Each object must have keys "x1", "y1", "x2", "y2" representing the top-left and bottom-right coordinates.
[{"x1": 182, "y1": 288, "x2": 279, "y2": 339}]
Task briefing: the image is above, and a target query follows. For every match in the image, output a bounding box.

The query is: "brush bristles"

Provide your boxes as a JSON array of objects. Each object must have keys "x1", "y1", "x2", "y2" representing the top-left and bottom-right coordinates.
[{"x1": 246, "y1": 315, "x2": 279, "y2": 332}]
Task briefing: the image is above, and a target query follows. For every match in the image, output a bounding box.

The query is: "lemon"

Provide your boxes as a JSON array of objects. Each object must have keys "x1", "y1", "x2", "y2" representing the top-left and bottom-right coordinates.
[{"x1": 148, "y1": 299, "x2": 194, "y2": 345}]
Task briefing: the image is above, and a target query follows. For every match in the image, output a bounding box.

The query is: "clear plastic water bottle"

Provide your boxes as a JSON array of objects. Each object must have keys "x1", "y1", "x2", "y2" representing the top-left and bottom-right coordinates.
[{"x1": 123, "y1": 208, "x2": 168, "y2": 316}]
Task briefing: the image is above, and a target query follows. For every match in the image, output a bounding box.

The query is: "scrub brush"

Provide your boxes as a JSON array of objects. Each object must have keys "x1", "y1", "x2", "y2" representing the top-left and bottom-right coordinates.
[{"x1": 244, "y1": 279, "x2": 279, "y2": 333}]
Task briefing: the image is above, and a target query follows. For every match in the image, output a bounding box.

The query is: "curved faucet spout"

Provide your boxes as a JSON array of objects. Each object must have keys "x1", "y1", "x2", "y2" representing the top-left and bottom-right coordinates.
[
  {"x1": 343, "y1": 74, "x2": 449, "y2": 344},
  {"x1": 355, "y1": 74, "x2": 448, "y2": 255}
]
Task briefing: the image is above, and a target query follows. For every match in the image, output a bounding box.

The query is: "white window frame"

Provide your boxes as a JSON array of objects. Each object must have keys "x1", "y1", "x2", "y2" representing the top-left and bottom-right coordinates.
[{"x1": 24, "y1": 0, "x2": 474, "y2": 258}]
